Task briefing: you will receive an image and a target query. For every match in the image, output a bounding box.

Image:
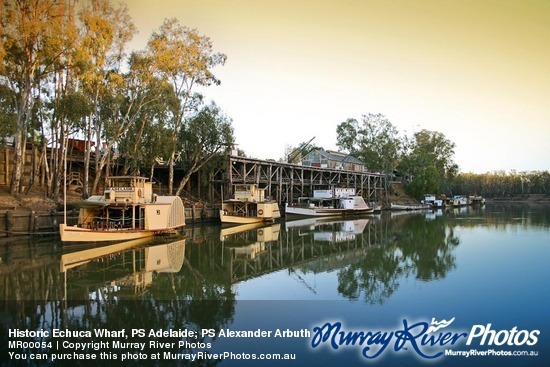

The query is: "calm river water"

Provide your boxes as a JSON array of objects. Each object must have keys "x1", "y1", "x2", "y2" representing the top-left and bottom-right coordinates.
[{"x1": 1, "y1": 203, "x2": 549, "y2": 366}]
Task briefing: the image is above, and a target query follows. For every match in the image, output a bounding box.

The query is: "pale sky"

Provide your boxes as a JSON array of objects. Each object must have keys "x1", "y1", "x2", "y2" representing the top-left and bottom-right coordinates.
[{"x1": 126, "y1": 0, "x2": 549, "y2": 173}]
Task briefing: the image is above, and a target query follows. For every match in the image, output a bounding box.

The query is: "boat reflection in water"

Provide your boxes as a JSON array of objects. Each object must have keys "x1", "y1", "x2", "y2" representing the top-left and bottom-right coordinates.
[
  {"x1": 221, "y1": 223, "x2": 281, "y2": 260},
  {"x1": 312, "y1": 219, "x2": 369, "y2": 243},
  {"x1": 60, "y1": 236, "x2": 185, "y2": 296},
  {"x1": 284, "y1": 217, "x2": 371, "y2": 242},
  {"x1": 217, "y1": 217, "x2": 381, "y2": 287},
  {"x1": 3, "y1": 212, "x2": 458, "y2": 304}
]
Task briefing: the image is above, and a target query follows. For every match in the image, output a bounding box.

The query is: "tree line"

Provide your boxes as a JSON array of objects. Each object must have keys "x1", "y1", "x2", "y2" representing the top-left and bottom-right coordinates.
[
  {"x1": 450, "y1": 171, "x2": 550, "y2": 198},
  {"x1": 1, "y1": 0, "x2": 234, "y2": 200},
  {"x1": 334, "y1": 113, "x2": 549, "y2": 199}
]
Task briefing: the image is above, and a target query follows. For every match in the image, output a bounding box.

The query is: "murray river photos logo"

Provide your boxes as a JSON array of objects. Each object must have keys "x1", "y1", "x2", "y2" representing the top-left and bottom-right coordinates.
[{"x1": 310, "y1": 317, "x2": 540, "y2": 360}]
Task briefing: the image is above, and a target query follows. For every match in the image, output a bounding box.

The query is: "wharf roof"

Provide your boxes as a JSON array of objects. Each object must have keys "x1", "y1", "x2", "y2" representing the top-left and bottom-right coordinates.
[{"x1": 310, "y1": 150, "x2": 364, "y2": 165}]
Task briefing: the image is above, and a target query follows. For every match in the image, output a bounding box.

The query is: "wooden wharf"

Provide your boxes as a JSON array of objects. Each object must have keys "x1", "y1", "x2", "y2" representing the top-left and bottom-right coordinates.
[{"x1": 210, "y1": 154, "x2": 386, "y2": 205}]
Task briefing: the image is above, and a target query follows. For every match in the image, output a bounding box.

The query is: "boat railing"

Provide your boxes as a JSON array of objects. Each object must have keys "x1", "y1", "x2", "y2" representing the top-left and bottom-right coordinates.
[
  {"x1": 224, "y1": 210, "x2": 255, "y2": 218},
  {"x1": 80, "y1": 216, "x2": 144, "y2": 230}
]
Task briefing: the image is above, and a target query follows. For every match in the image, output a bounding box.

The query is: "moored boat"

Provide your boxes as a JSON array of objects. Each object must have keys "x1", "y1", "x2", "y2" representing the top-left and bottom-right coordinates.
[
  {"x1": 451, "y1": 195, "x2": 468, "y2": 207},
  {"x1": 285, "y1": 195, "x2": 374, "y2": 217},
  {"x1": 421, "y1": 194, "x2": 445, "y2": 208},
  {"x1": 60, "y1": 176, "x2": 185, "y2": 243},
  {"x1": 469, "y1": 195, "x2": 486, "y2": 206},
  {"x1": 390, "y1": 202, "x2": 431, "y2": 211},
  {"x1": 220, "y1": 184, "x2": 281, "y2": 224}
]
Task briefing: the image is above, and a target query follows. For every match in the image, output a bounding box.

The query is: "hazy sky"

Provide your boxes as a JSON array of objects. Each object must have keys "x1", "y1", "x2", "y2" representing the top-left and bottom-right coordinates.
[{"x1": 126, "y1": 0, "x2": 549, "y2": 173}]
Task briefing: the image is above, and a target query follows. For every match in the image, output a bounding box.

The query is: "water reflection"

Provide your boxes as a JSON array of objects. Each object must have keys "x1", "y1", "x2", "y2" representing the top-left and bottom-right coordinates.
[
  {"x1": 61, "y1": 238, "x2": 185, "y2": 298},
  {"x1": 0, "y1": 236, "x2": 236, "y2": 367},
  {"x1": 336, "y1": 213, "x2": 461, "y2": 304},
  {"x1": 1, "y1": 205, "x2": 549, "y2": 365},
  {"x1": 0, "y1": 214, "x2": 463, "y2": 304},
  {"x1": 221, "y1": 223, "x2": 280, "y2": 260}
]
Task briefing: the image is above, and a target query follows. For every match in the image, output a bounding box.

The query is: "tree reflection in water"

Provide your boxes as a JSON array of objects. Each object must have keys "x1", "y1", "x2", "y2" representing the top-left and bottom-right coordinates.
[{"x1": 336, "y1": 214, "x2": 460, "y2": 304}]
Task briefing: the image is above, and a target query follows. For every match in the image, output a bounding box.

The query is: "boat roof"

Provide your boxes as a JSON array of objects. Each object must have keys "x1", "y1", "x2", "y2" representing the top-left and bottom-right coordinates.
[
  {"x1": 297, "y1": 196, "x2": 335, "y2": 201},
  {"x1": 70, "y1": 200, "x2": 108, "y2": 208}
]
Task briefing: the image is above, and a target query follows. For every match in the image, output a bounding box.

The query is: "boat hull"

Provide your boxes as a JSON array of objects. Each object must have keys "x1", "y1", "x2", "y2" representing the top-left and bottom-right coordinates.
[
  {"x1": 285, "y1": 195, "x2": 373, "y2": 218},
  {"x1": 390, "y1": 203, "x2": 431, "y2": 210},
  {"x1": 284, "y1": 207, "x2": 373, "y2": 217},
  {"x1": 219, "y1": 199, "x2": 280, "y2": 224},
  {"x1": 219, "y1": 211, "x2": 275, "y2": 224},
  {"x1": 60, "y1": 223, "x2": 157, "y2": 243},
  {"x1": 284, "y1": 206, "x2": 344, "y2": 217}
]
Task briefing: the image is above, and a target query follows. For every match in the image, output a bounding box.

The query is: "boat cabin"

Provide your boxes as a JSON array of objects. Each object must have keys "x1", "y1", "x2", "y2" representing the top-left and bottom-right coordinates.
[
  {"x1": 233, "y1": 184, "x2": 266, "y2": 202},
  {"x1": 104, "y1": 176, "x2": 153, "y2": 204}
]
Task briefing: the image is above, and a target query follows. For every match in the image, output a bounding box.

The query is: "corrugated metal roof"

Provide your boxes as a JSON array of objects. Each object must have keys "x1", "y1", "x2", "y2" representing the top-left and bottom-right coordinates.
[{"x1": 306, "y1": 150, "x2": 364, "y2": 165}]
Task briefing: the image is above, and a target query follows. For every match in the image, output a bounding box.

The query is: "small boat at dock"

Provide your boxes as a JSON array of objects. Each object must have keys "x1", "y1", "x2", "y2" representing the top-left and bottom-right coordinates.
[
  {"x1": 421, "y1": 194, "x2": 445, "y2": 208},
  {"x1": 390, "y1": 202, "x2": 431, "y2": 211},
  {"x1": 451, "y1": 195, "x2": 468, "y2": 207},
  {"x1": 220, "y1": 184, "x2": 281, "y2": 224},
  {"x1": 285, "y1": 189, "x2": 374, "y2": 218},
  {"x1": 469, "y1": 195, "x2": 486, "y2": 206}
]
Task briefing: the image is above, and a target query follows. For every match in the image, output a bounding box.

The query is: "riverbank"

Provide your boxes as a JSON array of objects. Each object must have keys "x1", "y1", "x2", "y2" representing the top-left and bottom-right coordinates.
[{"x1": 0, "y1": 185, "x2": 68, "y2": 212}]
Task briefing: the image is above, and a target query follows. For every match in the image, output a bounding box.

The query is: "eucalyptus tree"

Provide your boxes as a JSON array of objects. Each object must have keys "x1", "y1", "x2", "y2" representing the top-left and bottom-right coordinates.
[
  {"x1": 117, "y1": 79, "x2": 177, "y2": 179},
  {"x1": 336, "y1": 113, "x2": 401, "y2": 174},
  {"x1": 335, "y1": 118, "x2": 360, "y2": 155},
  {"x1": 76, "y1": 0, "x2": 136, "y2": 198},
  {"x1": 336, "y1": 113, "x2": 401, "y2": 197},
  {"x1": 50, "y1": 90, "x2": 92, "y2": 198},
  {"x1": 0, "y1": 0, "x2": 77, "y2": 194},
  {"x1": 400, "y1": 129, "x2": 458, "y2": 198},
  {"x1": 146, "y1": 18, "x2": 227, "y2": 194},
  {"x1": 89, "y1": 52, "x2": 168, "y2": 196},
  {"x1": 174, "y1": 102, "x2": 234, "y2": 197},
  {"x1": 0, "y1": 84, "x2": 17, "y2": 143},
  {"x1": 449, "y1": 170, "x2": 550, "y2": 198}
]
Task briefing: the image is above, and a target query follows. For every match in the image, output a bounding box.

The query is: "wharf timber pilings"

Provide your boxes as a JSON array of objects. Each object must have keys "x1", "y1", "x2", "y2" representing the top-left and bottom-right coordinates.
[{"x1": 210, "y1": 155, "x2": 386, "y2": 204}]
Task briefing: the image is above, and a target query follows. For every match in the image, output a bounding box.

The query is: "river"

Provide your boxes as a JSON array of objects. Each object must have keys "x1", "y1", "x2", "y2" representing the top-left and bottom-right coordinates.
[{"x1": 1, "y1": 203, "x2": 549, "y2": 366}]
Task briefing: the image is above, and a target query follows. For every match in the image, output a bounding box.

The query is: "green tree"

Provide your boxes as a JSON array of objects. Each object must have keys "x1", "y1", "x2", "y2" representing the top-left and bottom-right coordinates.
[
  {"x1": 400, "y1": 129, "x2": 458, "y2": 198},
  {"x1": 336, "y1": 113, "x2": 401, "y2": 173},
  {"x1": 174, "y1": 102, "x2": 234, "y2": 196},
  {"x1": 448, "y1": 170, "x2": 550, "y2": 198},
  {"x1": 89, "y1": 55, "x2": 166, "y2": 196},
  {"x1": 0, "y1": 84, "x2": 17, "y2": 143},
  {"x1": 117, "y1": 78, "x2": 177, "y2": 179},
  {"x1": 335, "y1": 118, "x2": 359, "y2": 154}
]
